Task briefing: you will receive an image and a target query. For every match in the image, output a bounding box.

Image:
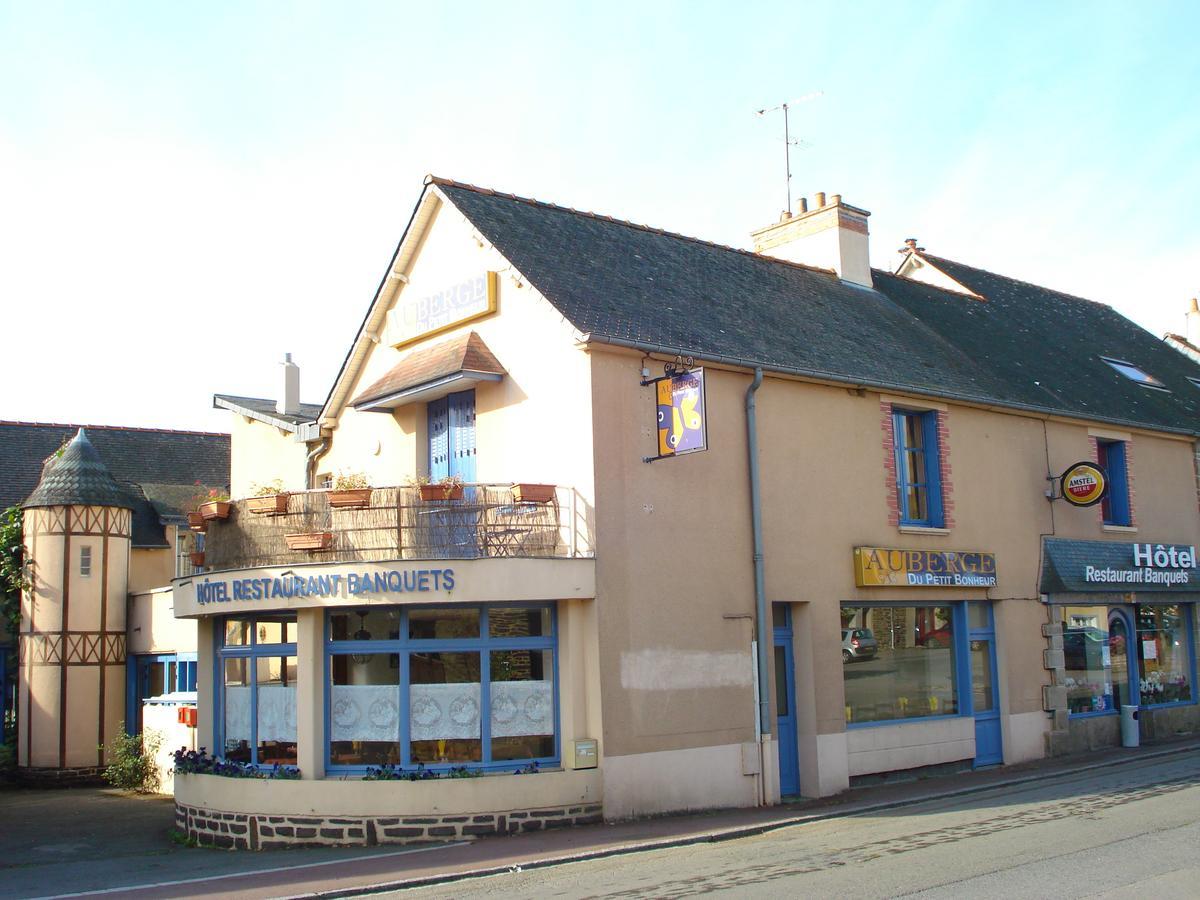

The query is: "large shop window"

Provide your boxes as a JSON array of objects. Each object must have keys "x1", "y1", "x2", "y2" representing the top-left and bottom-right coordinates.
[
  {"x1": 217, "y1": 616, "x2": 298, "y2": 766},
  {"x1": 892, "y1": 409, "x2": 943, "y2": 527},
  {"x1": 1059, "y1": 604, "x2": 1194, "y2": 714},
  {"x1": 842, "y1": 605, "x2": 958, "y2": 724},
  {"x1": 327, "y1": 605, "x2": 556, "y2": 771}
]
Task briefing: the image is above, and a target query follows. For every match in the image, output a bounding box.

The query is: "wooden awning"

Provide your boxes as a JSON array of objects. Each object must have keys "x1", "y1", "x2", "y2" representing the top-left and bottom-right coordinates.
[{"x1": 350, "y1": 332, "x2": 506, "y2": 411}]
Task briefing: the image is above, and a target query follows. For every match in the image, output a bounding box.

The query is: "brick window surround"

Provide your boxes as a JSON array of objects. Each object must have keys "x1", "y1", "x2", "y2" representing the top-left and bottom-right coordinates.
[{"x1": 881, "y1": 401, "x2": 955, "y2": 529}]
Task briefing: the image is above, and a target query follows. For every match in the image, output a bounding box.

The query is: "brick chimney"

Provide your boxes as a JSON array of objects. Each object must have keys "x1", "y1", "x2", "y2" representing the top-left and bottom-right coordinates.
[
  {"x1": 277, "y1": 353, "x2": 301, "y2": 416},
  {"x1": 751, "y1": 192, "x2": 872, "y2": 287}
]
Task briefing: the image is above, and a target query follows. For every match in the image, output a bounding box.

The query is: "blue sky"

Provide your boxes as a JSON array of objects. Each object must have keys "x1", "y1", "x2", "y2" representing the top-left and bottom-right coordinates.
[{"x1": 2, "y1": 1, "x2": 1197, "y2": 430}]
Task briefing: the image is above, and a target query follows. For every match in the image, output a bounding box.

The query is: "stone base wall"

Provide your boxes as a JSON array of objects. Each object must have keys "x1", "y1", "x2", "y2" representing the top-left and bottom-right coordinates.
[
  {"x1": 175, "y1": 800, "x2": 604, "y2": 850},
  {"x1": 1047, "y1": 704, "x2": 1200, "y2": 757},
  {"x1": 18, "y1": 766, "x2": 106, "y2": 787}
]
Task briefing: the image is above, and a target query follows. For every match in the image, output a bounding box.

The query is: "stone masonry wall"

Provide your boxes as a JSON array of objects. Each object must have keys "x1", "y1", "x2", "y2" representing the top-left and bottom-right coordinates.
[{"x1": 175, "y1": 799, "x2": 604, "y2": 850}]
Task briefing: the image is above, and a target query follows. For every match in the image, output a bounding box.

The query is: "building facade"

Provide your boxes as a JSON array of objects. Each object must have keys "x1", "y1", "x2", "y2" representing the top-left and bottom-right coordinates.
[{"x1": 170, "y1": 177, "x2": 1200, "y2": 847}]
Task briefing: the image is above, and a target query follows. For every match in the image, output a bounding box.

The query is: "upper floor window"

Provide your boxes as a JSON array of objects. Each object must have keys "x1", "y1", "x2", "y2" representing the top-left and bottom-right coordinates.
[
  {"x1": 1097, "y1": 439, "x2": 1131, "y2": 526},
  {"x1": 1101, "y1": 357, "x2": 1166, "y2": 390},
  {"x1": 79, "y1": 545, "x2": 92, "y2": 577},
  {"x1": 893, "y1": 409, "x2": 944, "y2": 527}
]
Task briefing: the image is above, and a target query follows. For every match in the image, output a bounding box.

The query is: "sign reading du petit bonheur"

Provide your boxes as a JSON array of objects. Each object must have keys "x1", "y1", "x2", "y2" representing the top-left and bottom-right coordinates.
[
  {"x1": 388, "y1": 272, "x2": 497, "y2": 347},
  {"x1": 854, "y1": 547, "x2": 997, "y2": 588}
]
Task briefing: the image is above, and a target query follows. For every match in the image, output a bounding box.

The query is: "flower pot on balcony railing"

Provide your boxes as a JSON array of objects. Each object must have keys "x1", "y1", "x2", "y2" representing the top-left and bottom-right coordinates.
[
  {"x1": 246, "y1": 493, "x2": 290, "y2": 515},
  {"x1": 189, "y1": 551, "x2": 205, "y2": 567},
  {"x1": 329, "y1": 488, "x2": 372, "y2": 509},
  {"x1": 186, "y1": 511, "x2": 207, "y2": 532},
  {"x1": 199, "y1": 500, "x2": 231, "y2": 521},
  {"x1": 286, "y1": 531, "x2": 334, "y2": 552},
  {"x1": 511, "y1": 483, "x2": 556, "y2": 504},
  {"x1": 418, "y1": 480, "x2": 464, "y2": 502}
]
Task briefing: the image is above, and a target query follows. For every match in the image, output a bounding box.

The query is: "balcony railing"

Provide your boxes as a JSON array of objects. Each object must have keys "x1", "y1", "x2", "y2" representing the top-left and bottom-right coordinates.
[{"x1": 201, "y1": 484, "x2": 586, "y2": 572}]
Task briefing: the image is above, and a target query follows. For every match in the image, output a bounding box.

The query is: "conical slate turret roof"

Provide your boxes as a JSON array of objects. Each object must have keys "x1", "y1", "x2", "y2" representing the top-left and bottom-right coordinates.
[{"x1": 23, "y1": 428, "x2": 133, "y2": 510}]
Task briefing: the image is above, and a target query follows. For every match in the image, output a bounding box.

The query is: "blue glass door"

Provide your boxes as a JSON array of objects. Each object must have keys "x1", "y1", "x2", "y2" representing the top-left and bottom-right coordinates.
[
  {"x1": 773, "y1": 607, "x2": 799, "y2": 797},
  {"x1": 968, "y1": 603, "x2": 1002, "y2": 767}
]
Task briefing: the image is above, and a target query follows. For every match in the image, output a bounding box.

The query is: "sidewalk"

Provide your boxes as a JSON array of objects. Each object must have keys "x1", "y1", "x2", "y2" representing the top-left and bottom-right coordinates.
[{"x1": 67, "y1": 736, "x2": 1200, "y2": 899}]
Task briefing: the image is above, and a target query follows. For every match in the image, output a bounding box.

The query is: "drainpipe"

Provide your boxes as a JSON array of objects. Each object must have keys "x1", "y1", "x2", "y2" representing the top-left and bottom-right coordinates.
[
  {"x1": 746, "y1": 367, "x2": 771, "y2": 802},
  {"x1": 305, "y1": 437, "x2": 330, "y2": 489}
]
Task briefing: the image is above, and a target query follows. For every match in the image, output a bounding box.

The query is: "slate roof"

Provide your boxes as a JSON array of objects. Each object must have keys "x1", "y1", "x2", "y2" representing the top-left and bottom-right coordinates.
[
  {"x1": 212, "y1": 395, "x2": 322, "y2": 431},
  {"x1": 0, "y1": 421, "x2": 230, "y2": 547},
  {"x1": 24, "y1": 430, "x2": 131, "y2": 511},
  {"x1": 351, "y1": 332, "x2": 506, "y2": 408},
  {"x1": 433, "y1": 180, "x2": 1200, "y2": 435}
]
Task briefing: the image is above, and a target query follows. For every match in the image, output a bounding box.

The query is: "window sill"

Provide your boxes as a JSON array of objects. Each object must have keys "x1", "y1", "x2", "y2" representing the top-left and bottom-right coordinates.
[
  {"x1": 1101, "y1": 524, "x2": 1138, "y2": 533},
  {"x1": 898, "y1": 525, "x2": 950, "y2": 536}
]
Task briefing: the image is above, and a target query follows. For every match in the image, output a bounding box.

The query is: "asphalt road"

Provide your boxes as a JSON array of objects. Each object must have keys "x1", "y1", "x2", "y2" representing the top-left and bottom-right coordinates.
[{"x1": 400, "y1": 752, "x2": 1200, "y2": 899}]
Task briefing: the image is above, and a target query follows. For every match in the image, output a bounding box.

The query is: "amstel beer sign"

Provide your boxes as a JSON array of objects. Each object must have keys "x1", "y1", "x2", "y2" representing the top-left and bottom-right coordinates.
[{"x1": 1060, "y1": 461, "x2": 1108, "y2": 508}]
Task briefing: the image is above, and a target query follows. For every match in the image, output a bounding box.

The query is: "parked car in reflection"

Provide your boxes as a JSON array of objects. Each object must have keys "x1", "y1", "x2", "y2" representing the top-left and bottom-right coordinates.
[{"x1": 842, "y1": 628, "x2": 878, "y2": 662}]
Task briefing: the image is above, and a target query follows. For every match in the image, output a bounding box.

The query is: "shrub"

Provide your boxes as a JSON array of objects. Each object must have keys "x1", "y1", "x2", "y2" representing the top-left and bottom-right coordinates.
[
  {"x1": 102, "y1": 724, "x2": 162, "y2": 793},
  {"x1": 332, "y1": 471, "x2": 371, "y2": 491}
]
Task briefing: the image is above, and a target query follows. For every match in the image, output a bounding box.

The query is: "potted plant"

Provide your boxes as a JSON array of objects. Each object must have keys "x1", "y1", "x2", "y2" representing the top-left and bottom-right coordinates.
[
  {"x1": 328, "y1": 471, "x2": 372, "y2": 509},
  {"x1": 196, "y1": 488, "x2": 232, "y2": 521},
  {"x1": 417, "y1": 474, "x2": 464, "y2": 502},
  {"x1": 511, "y1": 483, "x2": 556, "y2": 504},
  {"x1": 285, "y1": 531, "x2": 334, "y2": 551},
  {"x1": 189, "y1": 550, "x2": 206, "y2": 568},
  {"x1": 246, "y1": 479, "x2": 289, "y2": 516},
  {"x1": 186, "y1": 510, "x2": 207, "y2": 532}
]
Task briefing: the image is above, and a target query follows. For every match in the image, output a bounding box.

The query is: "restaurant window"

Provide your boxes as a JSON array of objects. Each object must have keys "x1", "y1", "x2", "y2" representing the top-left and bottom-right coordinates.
[
  {"x1": 892, "y1": 409, "x2": 943, "y2": 527},
  {"x1": 327, "y1": 605, "x2": 557, "y2": 771},
  {"x1": 1097, "y1": 439, "x2": 1131, "y2": 526},
  {"x1": 1059, "y1": 607, "x2": 1123, "y2": 715},
  {"x1": 217, "y1": 615, "x2": 297, "y2": 766},
  {"x1": 842, "y1": 604, "x2": 958, "y2": 724},
  {"x1": 1136, "y1": 605, "x2": 1194, "y2": 706}
]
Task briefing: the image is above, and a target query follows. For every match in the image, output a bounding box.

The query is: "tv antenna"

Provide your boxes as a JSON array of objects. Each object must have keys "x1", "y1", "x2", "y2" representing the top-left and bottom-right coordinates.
[{"x1": 755, "y1": 91, "x2": 823, "y2": 216}]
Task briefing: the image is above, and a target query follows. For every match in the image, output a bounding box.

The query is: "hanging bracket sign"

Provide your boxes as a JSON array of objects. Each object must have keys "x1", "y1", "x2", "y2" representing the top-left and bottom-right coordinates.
[
  {"x1": 1057, "y1": 461, "x2": 1109, "y2": 507},
  {"x1": 644, "y1": 367, "x2": 707, "y2": 462}
]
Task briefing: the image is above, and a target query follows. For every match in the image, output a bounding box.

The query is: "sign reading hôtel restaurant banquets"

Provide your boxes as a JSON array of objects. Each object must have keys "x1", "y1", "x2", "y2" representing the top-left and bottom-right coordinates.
[
  {"x1": 1041, "y1": 538, "x2": 1198, "y2": 594},
  {"x1": 854, "y1": 547, "x2": 998, "y2": 588}
]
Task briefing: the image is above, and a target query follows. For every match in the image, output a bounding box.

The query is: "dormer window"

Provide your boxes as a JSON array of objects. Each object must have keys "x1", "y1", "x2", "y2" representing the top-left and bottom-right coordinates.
[
  {"x1": 1188, "y1": 377, "x2": 1200, "y2": 390},
  {"x1": 1100, "y1": 357, "x2": 1166, "y2": 389}
]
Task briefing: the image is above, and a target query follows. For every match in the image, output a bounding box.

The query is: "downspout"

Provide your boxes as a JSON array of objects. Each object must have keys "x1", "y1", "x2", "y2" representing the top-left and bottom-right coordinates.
[
  {"x1": 746, "y1": 367, "x2": 771, "y2": 804},
  {"x1": 305, "y1": 437, "x2": 330, "y2": 490}
]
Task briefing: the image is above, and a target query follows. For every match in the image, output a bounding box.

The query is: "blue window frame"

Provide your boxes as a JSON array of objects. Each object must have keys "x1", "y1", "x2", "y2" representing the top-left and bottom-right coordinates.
[
  {"x1": 126, "y1": 652, "x2": 198, "y2": 735},
  {"x1": 893, "y1": 409, "x2": 944, "y2": 527},
  {"x1": 215, "y1": 616, "x2": 298, "y2": 766},
  {"x1": 1097, "y1": 439, "x2": 1130, "y2": 526},
  {"x1": 325, "y1": 604, "x2": 558, "y2": 773}
]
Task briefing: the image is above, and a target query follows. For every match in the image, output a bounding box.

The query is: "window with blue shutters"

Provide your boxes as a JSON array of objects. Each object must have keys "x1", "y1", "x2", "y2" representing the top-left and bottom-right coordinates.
[
  {"x1": 428, "y1": 390, "x2": 476, "y2": 482},
  {"x1": 893, "y1": 409, "x2": 944, "y2": 527},
  {"x1": 1097, "y1": 439, "x2": 1131, "y2": 526}
]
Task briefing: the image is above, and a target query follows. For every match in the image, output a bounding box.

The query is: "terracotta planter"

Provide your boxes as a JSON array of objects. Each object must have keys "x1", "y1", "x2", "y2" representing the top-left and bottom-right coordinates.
[
  {"x1": 329, "y1": 488, "x2": 372, "y2": 509},
  {"x1": 189, "y1": 551, "x2": 205, "y2": 567},
  {"x1": 419, "y1": 483, "x2": 464, "y2": 502},
  {"x1": 199, "y1": 500, "x2": 231, "y2": 521},
  {"x1": 186, "y1": 511, "x2": 207, "y2": 531},
  {"x1": 286, "y1": 531, "x2": 334, "y2": 551},
  {"x1": 247, "y1": 493, "x2": 289, "y2": 515},
  {"x1": 512, "y1": 483, "x2": 556, "y2": 504}
]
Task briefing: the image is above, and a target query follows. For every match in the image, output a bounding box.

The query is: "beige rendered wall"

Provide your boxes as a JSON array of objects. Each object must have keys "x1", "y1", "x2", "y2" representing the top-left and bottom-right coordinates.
[
  {"x1": 128, "y1": 588, "x2": 198, "y2": 656},
  {"x1": 314, "y1": 200, "x2": 596, "y2": 530},
  {"x1": 128, "y1": 545, "x2": 174, "y2": 595},
  {"x1": 588, "y1": 350, "x2": 1200, "y2": 801},
  {"x1": 228, "y1": 415, "x2": 309, "y2": 498}
]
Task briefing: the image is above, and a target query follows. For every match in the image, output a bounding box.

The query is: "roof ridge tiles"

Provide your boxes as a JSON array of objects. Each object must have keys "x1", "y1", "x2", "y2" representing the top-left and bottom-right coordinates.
[
  {"x1": 427, "y1": 174, "x2": 840, "y2": 279},
  {"x1": 0, "y1": 419, "x2": 228, "y2": 437}
]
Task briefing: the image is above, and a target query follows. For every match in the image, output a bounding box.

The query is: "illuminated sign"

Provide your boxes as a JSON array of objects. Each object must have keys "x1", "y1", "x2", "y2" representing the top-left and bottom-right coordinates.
[
  {"x1": 653, "y1": 368, "x2": 707, "y2": 459},
  {"x1": 854, "y1": 547, "x2": 997, "y2": 588},
  {"x1": 1060, "y1": 461, "x2": 1108, "y2": 507},
  {"x1": 389, "y1": 272, "x2": 498, "y2": 347}
]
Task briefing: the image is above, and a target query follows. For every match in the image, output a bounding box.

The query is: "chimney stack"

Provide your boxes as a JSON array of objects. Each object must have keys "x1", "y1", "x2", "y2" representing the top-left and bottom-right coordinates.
[
  {"x1": 1187, "y1": 298, "x2": 1200, "y2": 348},
  {"x1": 278, "y1": 353, "x2": 301, "y2": 416},
  {"x1": 751, "y1": 192, "x2": 873, "y2": 287}
]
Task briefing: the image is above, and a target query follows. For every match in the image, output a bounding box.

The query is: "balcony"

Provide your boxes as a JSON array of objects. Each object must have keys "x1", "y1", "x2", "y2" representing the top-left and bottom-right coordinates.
[{"x1": 200, "y1": 484, "x2": 588, "y2": 572}]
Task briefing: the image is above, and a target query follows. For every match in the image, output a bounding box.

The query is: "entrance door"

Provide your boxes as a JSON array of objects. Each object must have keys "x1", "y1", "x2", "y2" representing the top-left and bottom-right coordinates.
[
  {"x1": 968, "y1": 603, "x2": 1002, "y2": 767},
  {"x1": 1108, "y1": 609, "x2": 1137, "y2": 710},
  {"x1": 427, "y1": 390, "x2": 478, "y2": 557},
  {"x1": 773, "y1": 607, "x2": 799, "y2": 797}
]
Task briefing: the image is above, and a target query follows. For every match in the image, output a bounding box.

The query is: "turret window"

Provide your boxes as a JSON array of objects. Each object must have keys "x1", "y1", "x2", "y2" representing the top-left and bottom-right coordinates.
[{"x1": 79, "y1": 545, "x2": 92, "y2": 577}]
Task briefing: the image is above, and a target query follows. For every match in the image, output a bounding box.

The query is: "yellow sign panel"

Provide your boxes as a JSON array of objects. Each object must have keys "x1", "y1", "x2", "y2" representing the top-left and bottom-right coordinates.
[
  {"x1": 389, "y1": 271, "x2": 498, "y2": 348},
  {"x1": 854, "y1": 547, "x2": 997, "y2": 588}
]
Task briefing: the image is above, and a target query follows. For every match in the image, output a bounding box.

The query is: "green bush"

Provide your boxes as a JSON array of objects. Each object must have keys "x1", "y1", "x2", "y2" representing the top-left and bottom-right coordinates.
[{"x1": 101, "y1": 724, "x2": 162, "y2": 793}]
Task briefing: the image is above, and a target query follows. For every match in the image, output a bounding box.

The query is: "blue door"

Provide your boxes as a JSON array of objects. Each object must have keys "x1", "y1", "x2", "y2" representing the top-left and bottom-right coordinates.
[
  {"x1": 968, "y1": 603, "x2": 1002, "y2": 767},
  {"x1": 773, "y1": 607, "x2": 800, "y2": 797},
  {"x1": 428, "y1": 390, "x2": 476, "y2": 482}
]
